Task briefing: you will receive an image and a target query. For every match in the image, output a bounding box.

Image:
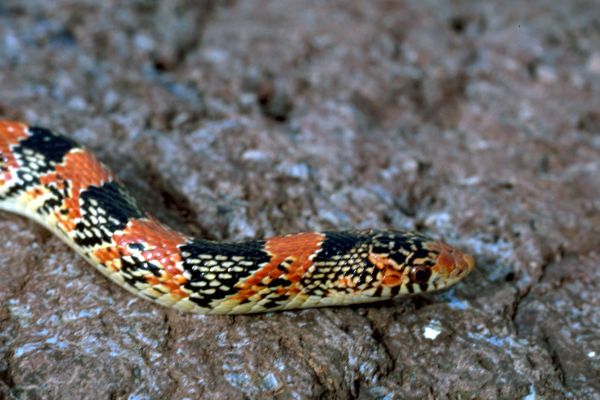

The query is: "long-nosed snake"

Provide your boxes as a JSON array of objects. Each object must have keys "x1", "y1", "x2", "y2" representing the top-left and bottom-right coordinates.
[{"x1": 0, "y1": 120, "x2": 474, "y2": 314}]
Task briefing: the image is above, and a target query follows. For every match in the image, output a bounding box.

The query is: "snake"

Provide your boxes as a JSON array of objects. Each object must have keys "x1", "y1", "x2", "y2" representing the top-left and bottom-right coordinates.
[{"x1": 0, "y1": 120, "x2": 474, "y2": 314}]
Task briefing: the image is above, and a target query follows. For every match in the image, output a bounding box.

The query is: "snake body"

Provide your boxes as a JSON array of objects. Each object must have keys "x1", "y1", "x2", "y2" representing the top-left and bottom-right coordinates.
[{"x1": 0, "y1": 120, "x2": 474, "y2": 314}]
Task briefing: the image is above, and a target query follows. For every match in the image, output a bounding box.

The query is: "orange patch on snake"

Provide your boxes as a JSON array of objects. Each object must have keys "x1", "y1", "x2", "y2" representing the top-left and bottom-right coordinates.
[
  {"x1": 92, "y1": 246, "x2": 122, "y2": 271},
  {"x1": 368, "y1": 253, "x2": 404, "y2": 287},
  {"x1": 26, "y1": 187, "x2": 45, "y2": 200},
  {"x1": 40, "y1": 149, "x2": 114, "y2": 231},
  {"x1": 0, "y1": 121, "x2": 28, "y2": 185},
  {"x1": 113, "y1": 218, "x2": 190, "y2": 298},
  {"x1": 232, "y1": 232, "x2": 325, "y2": 302},
  {"x1": 427, "y1": 241, "x2": 455, "y2": 275},
  {"x1": 334, "y1": 276, "x2": 357, "y2": 289}
]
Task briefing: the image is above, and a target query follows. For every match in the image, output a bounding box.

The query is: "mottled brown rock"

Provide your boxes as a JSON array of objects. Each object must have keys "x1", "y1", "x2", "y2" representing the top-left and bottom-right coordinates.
[{"x1": 1, "y1": 0, "x2": 599, "y2": 399}]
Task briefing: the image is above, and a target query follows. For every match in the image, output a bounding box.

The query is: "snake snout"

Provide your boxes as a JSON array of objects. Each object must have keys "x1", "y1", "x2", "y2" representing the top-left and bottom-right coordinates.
[{"x1": 431, "y1": 240, "x2": 475, "y2": 286}]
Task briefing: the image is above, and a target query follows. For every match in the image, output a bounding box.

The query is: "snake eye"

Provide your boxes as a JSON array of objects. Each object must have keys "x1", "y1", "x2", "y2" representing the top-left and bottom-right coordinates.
[{"x1": 410, "y1": 266, "x2": 431, "y2": 284}]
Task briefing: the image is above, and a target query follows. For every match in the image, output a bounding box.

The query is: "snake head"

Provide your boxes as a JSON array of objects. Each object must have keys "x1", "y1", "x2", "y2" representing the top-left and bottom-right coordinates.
[
  {"x1": 421, "y1": 240, "x2": 475, "y2": 291},
  {"x1": 368, "y1": 231, "x2": 475, "y2": 296}
]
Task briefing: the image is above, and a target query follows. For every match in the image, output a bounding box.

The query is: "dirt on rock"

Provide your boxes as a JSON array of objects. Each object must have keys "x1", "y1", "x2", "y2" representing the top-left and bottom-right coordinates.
[{"x1": 1, "y1": 1, "x2": 599, "y2": 399}]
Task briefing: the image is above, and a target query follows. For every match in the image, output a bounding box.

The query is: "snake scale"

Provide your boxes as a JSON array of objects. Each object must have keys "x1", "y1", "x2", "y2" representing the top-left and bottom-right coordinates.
[{"x1": 0, "y1": 120, "x2": 474, "y2": 314}]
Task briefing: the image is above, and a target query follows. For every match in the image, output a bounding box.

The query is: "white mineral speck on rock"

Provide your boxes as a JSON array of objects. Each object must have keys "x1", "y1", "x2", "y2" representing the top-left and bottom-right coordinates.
[
  {"x1": 277, "y1": 162, "x2": 309, "y2": 180},
  {"x1": 68, "y1": 96, "x2": 87, "y2": 111},
  {"x1": 424, "y1": 212, "x2": 452, "y2": 231},
  {"x1": 423, "y1": 320, "x2": 442, "y2": 340},
  {"x1": 134, "y1": 33, "x2": 155, "y2": 51},
  {"x1": 242, "y1": 149, "x2": 271, "y2": 162},
  {"x1": 261, "y1": 372, "x2": 279, "y2": 391},
  {"x1": 587, "y1": 53, "x2": 600, "y2": 74},
  {"x1": 537, "y1": 65, "x2": 557, "y2": 83},
  {"x1": 203, "y1": 48, "x2": 229, "y2": 64},
  {"x1": 522, "y1": 384, "x2": 536, "y2": 400}
]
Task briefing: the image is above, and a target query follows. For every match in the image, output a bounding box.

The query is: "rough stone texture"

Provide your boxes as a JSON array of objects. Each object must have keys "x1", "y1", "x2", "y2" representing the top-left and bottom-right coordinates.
[{"x1": 1, "y1": 0, "x2": 599, "y2": 399}]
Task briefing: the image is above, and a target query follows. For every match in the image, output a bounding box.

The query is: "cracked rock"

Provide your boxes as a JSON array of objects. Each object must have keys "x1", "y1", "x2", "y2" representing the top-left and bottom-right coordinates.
[{"x1": 1, "y1": 0, "x2": 599, "y2": 399}]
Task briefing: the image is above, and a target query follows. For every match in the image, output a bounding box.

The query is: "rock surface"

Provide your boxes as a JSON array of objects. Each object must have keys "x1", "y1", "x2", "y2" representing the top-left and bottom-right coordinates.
[{"x1": 1, "y1": 0, "x2": 599, "y2": 398}]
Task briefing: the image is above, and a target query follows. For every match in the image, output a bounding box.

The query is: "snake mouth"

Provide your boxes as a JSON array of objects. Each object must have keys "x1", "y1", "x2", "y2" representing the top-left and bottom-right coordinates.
[{"x1": 430, "y1": 240, "x2": 475, "y2": 285}]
